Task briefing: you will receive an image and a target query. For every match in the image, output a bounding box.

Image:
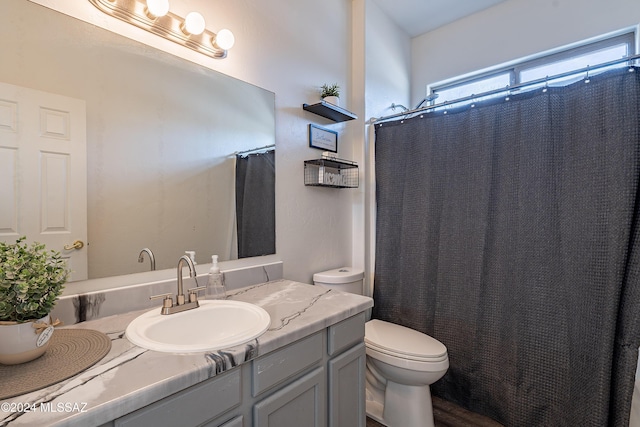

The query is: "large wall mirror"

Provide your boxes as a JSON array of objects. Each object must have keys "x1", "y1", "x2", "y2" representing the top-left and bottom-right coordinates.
[{"x1": 0, "y1": 0, "x2": 276, "y2": 281}]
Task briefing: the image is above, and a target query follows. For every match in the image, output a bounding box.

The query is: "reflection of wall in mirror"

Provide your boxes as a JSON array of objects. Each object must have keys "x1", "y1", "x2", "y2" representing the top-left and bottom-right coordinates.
[{"x1": 0, "y1": 0, "x2": 276, "y2": 280}]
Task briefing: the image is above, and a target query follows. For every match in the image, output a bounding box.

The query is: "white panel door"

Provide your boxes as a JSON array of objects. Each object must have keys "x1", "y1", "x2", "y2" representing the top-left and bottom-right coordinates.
[{"x1": 0, "y1": 82, "x2": 87, "y2": 281}]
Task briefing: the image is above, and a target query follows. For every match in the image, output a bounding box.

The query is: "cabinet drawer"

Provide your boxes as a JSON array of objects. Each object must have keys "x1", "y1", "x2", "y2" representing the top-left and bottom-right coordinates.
[
  {"x1": 252, "y1": 332, "x2": 323, "y2": 396},
  {"x1": 115, "y1": 369, "x2": 241, "y2": 427},
  {"x1": 327, "y1": 312, "x2": 365, "y2": 356}
]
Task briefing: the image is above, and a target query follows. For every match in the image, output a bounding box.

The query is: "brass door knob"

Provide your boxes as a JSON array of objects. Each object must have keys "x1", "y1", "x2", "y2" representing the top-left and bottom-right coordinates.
[{"x1": 64, "y1": 240, "x2": 84, "y2": 250}]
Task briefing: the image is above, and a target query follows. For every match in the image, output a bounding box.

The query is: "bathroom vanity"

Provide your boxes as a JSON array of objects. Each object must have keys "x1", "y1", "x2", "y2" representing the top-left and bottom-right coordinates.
[{"x1": 0, "y1": 279, "x2": 373, "y2": 427}]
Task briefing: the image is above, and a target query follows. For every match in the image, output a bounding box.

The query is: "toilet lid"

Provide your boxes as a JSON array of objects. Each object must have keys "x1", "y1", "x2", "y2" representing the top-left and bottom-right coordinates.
[
  {"x1": 365, "y1": 319, "x2": 447, "y2": 359},
  {"x1": 313, "y1": 267, "x2": 364, "y2": 284}
]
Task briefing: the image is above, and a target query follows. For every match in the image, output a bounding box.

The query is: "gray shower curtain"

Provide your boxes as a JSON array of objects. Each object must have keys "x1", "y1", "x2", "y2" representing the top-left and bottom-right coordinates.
[
  {"x1": 373, "y1": 67, "x2": 640, "y2": 426},
  {"x1": 235, "y1": 149, "x2": 275, "y2": 258}
]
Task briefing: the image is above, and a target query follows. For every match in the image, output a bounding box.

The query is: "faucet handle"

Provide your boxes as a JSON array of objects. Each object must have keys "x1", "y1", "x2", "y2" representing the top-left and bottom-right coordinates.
[
  {"x1": 150, "y1": 293, "x2": 174, "y2": 308},
  {"x1": 187, "y1": 286, "x2": 207, "y2": 303}
]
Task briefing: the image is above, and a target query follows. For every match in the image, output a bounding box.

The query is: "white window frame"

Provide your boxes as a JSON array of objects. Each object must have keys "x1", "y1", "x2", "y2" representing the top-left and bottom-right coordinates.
[{"x1": 428, "y1": 30, "x2": 637, "y2": 105}]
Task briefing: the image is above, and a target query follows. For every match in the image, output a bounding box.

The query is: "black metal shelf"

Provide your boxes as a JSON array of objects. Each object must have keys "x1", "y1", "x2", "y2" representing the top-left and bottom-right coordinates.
[
  {"x1": 304, "y1": 158, "x2": 359, "y2": 188},
  {"x1": 302, "y1": 101, "x2": 357, "y2": 122}
]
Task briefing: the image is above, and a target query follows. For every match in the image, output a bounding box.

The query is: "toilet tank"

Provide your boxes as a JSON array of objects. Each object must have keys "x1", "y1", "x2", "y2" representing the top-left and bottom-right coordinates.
[{"x1": 313, "y1": 267, "x2": 364, "y2": 295}]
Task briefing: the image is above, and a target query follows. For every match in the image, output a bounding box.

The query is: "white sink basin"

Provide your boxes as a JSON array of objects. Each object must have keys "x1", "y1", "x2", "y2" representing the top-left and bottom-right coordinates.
[{"x1": 125, "y1": 300, "x2": 271, "y2": 353}]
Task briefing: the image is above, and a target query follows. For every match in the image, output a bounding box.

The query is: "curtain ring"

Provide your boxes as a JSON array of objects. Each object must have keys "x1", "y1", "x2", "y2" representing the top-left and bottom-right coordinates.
[
  {"x1": 542, "y1": 76, "x2": 549, "y2": 93},
  {"x1": 584, "y1": 66, "x2": 591, "y2": 84}
]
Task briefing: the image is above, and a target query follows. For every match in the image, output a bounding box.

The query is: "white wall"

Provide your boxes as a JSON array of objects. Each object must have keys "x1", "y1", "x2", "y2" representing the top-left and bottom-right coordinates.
[
  {"x1": 359, "y1": 0, "x2": 412, "y2": 296},
  {"x1": 365, "y1": 1, "x2": 412, "y2": 121},
  {"x1": 411, "y1": 0, "x2": 640, "y2": 106},
  {"x1": 28, "y1": 0, "x2": 357, "y2": 284}
]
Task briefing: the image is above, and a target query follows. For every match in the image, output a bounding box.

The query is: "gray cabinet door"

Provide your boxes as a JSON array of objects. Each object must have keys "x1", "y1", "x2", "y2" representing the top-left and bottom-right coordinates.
[
  {"x1": 217, "y1": 415, "x2": 244, "y2": 427},
  {"x1": 253, "y1": 367, "x2": 325, "y2": 427},
  {"x1": 328, "y1": 343, "x2": 366, "y2": 427}
]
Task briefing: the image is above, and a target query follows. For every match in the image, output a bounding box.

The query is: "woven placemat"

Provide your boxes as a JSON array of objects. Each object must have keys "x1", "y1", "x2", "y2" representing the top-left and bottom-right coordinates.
[{"x1": 0, "y1": 329, "x2": 111, "y2": 400}]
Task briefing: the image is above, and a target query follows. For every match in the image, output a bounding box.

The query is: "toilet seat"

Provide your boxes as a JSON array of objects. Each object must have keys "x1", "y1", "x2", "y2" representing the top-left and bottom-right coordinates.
[
  {"x1": 365, "y1": 319, "x2": 447, "y2": 361},
  {"x1": 366, "y1": 344, "x2": 449, "y2": 373},
  {"x1": 366, "y1": 342, "x2": 448, "y2": 363}
]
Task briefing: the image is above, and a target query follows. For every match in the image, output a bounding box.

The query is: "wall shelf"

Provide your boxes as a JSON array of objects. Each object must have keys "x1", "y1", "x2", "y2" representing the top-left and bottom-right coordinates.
[
  {"x1": 304, "y1": 158, "x2": 359, "y2": 188},
  {"x1": 303, "y1": 101, "x2": 357, "y2": 122}
]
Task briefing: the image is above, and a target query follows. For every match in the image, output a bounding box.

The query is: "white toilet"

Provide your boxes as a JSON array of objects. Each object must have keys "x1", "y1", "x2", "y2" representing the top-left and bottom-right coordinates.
[{"x1": 314, "y1": 267, "x2": 449, "y2": 427}]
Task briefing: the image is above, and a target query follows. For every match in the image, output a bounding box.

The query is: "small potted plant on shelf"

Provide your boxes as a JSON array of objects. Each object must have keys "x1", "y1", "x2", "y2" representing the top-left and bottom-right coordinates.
[
  {"x1": 320, "y1": 83, "x2": 340, "y2": 106},
  {"x1": 0, "y1": 237, "x2": 68, "y2": 364}
]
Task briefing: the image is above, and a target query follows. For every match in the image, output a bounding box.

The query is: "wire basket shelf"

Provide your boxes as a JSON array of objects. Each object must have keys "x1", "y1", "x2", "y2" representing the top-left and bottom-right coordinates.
[{"x1": 304, "y1": 158, "x2": 359, "y2": 189}]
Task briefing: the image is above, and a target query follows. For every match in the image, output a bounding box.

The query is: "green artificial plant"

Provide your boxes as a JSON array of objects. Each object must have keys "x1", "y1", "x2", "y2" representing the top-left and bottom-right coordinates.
[
  {"x1": 0, "y1": 237, "x2": 68, "y2": 323},
  {"x1": 320, "y1": 83, "x2": 340, "y2": 99}
]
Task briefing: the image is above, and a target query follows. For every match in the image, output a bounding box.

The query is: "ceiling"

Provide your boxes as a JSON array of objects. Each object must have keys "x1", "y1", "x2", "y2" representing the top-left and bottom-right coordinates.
[{"x1": 374, "y1": 0, "x2": 508, "y2": 38}]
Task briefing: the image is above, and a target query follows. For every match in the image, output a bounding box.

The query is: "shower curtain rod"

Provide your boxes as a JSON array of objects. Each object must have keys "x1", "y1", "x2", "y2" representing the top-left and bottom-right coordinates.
[
  {"x1": 370, "y1": 53, "x2": 640, "y2": 124},
  {"x1": 235, "y1": 144, "x2": 275, "y2": 155}
]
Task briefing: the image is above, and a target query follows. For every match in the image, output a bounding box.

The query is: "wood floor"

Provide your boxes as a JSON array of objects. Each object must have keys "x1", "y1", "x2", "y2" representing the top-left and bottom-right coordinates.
[{"x1": 365, "y1": 396, "x2": 504, "y2": 427}]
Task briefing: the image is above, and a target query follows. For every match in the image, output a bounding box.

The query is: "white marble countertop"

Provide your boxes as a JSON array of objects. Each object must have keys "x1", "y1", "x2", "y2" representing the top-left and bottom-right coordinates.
[{"x1": 0, "y1": 279, "x2": 373, "y2": 427}]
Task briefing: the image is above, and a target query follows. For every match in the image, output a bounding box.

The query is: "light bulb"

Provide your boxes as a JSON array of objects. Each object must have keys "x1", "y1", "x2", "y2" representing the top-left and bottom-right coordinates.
[
  {"x1": 183, "y1": 12, "x2": 206, "y2": 35},
  {"x1": 146, "y1": 0, "x2": 169, "y2": 18},
  {"x1": 214, "y1": 29, "x2": 235, "y2": 50}
]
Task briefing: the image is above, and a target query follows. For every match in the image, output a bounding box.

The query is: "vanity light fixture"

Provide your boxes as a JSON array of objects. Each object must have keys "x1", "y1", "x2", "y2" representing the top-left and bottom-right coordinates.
[
  {"x1": 214, "y1": 28, "x2": 235, "y2": 50},
  {"x1": 145, "y1": 0, "x2": 169, "y2": 18},
  {"x1": 89, "y1": 0, "x2": 234, "y2": 59},
  {"x1": 182, "y1": 11, "x2": 206, "y2": 35}
]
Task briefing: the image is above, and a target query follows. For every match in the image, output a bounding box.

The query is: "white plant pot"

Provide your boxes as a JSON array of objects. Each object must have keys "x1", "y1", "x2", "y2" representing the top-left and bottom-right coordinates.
[
  {"x1": 0, "y1": 315, "x2": 53, "y2": 365},
  {"x1": 323, "y1": 96, "x2": 340, "y2": 106}
]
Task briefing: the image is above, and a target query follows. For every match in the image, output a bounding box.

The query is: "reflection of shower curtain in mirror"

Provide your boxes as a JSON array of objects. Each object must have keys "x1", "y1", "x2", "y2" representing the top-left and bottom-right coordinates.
[{"x1": 235, "y1": 150, "x2": 275, "y2": 258}]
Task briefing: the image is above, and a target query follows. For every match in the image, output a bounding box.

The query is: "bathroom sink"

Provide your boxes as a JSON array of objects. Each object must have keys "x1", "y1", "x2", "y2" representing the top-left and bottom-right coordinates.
[{"x1": 125, "y1": 300, "x2": 271, "y2": 353}]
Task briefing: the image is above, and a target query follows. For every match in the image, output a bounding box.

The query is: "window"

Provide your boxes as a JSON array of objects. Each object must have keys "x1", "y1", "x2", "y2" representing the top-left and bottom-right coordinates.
[
  {"x1": 435, "y1": 73, "x2": 511, "y2": 104},
  {"x1": 429, "y1": 31, "x2": 636, "y2": 106}
]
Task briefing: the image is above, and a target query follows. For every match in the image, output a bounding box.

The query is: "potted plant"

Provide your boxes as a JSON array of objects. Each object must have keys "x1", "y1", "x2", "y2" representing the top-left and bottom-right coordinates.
[
  {"x1": 320, "y1": 83, "x2": 340, "y2": 106},
  {"x1": 0, "y1": 237, "x2": 68, "y2": 364}
]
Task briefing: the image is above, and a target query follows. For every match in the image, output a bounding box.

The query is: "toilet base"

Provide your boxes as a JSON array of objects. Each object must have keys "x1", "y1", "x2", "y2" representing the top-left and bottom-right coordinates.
[
  {"x1": 365, "y1": 397, "x2": 386, "y2": 425},
  {"x1": 365, "y1": 380, "x2": 435, "y2": 427},
  {"x1": 387, "y1": 381, "x2": 434, "y2": 427}
]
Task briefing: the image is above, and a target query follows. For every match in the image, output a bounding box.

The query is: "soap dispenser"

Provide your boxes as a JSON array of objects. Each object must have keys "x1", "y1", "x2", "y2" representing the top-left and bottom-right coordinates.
[{"x1": 207, "y1": 255, "x2": 226, "y2": 300}]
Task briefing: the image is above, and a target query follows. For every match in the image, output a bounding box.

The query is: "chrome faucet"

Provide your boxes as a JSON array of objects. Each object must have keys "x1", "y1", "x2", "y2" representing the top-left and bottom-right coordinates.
[
  {"x1": 138, "y1": 248, "x2": 156, "y2": 271},
  {"x1": 176, "y1": 255, "x2": 195, "y2": 305},
  {"x1": 150, "y1": 255, "x2": 205, "y2": 315}
]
